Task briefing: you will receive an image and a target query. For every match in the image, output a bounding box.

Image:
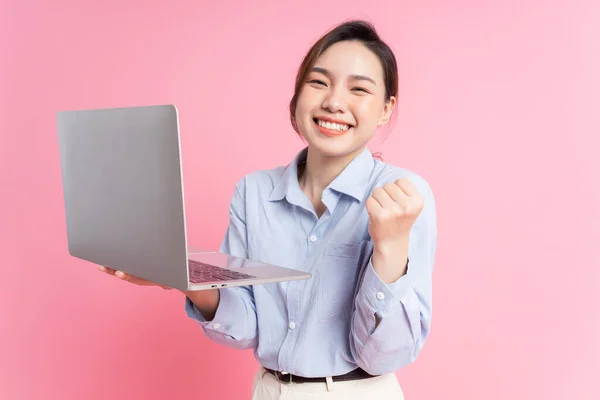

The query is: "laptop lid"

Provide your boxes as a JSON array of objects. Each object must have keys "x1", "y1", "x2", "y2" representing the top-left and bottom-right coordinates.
[{"x1": 57, "y1": 104, "x2": 191, "y2": 290}]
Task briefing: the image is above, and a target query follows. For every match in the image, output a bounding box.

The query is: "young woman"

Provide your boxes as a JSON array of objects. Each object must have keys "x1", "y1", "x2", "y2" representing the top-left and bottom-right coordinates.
[{"x1": 100, "y1": 20, "x2": 437, "y2": 399}]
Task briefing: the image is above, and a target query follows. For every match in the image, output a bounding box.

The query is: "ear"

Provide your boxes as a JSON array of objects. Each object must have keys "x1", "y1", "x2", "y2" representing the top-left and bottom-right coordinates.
[{"x1": 377, "y1": 96, "x2": 396, "y2": 126}]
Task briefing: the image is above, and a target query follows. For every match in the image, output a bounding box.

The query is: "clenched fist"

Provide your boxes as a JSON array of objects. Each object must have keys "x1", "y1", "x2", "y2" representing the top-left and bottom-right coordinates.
[{"x1": 366, "y1": 178, "x2": 424, "y2": 251}]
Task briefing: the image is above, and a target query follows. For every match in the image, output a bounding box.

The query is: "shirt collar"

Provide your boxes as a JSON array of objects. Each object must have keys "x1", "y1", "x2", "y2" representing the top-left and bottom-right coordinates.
[
  {"x1": 328, "y1": 147, "x2": 375, "y2": 200},
  {"x1": 268, "y1": 147, "x2": 375, "y2": 203},
  {"x1": 268, "y1": 147, "x2": 306, "y2": 203}
]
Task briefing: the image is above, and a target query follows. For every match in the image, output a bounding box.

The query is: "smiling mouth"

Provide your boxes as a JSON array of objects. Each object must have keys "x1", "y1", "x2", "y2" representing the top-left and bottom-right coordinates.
[{"x1": 313, "y1": 118, "x2": 353, "y2": 136}]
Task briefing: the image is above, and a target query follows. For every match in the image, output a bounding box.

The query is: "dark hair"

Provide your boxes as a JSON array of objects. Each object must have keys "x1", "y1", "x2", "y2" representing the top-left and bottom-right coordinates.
[{"x1": 289, "y1": 20, "x2": 399, "y2": 133}]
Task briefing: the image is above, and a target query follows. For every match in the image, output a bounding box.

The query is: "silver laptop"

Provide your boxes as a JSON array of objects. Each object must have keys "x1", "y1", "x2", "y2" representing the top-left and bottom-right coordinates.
[{"x1": 56, "y1": 104, "x2": 311, "y2": 291}]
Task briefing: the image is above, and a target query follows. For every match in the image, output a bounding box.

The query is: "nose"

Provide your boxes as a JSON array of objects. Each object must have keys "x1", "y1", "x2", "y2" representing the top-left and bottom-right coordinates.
[{"x1": 321, "y1": 88, "x2": 348, "y2": 114}]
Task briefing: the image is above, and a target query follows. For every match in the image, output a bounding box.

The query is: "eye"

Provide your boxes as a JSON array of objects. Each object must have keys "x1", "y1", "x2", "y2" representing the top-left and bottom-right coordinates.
[
  {"x1": 307, "y1": 79, "x2": 327, "y2": 86},
  {"x1": 352, "y1": 87, "x2": 369, "y2": 93}
]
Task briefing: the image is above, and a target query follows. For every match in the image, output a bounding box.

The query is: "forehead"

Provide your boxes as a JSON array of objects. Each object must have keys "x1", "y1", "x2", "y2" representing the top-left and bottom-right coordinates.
[{"x1": 312, "y1": 40, "x2": 384, "y2": 83}]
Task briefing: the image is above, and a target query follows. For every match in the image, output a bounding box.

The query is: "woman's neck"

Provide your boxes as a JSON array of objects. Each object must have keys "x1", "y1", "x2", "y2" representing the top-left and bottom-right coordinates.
[{"x1": 298, "y1": 146, "x2": 364, "y2": 200}]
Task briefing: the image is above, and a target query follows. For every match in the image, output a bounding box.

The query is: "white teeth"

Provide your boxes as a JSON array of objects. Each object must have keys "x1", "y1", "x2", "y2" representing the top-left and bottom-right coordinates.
[{"x1": 317, "y1": 119, "x2": 350, "y2": 131}]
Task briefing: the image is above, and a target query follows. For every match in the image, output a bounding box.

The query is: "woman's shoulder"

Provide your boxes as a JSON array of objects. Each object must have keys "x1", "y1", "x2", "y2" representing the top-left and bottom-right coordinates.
[{"x1": 230, "y1": 165, "x2": 288, "y2": 199}]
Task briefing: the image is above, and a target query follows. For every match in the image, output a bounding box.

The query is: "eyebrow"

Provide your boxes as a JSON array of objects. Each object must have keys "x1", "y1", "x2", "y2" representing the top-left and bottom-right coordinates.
[{"x1": 310, "y1": 66, "x2": 377, "y2": 86}]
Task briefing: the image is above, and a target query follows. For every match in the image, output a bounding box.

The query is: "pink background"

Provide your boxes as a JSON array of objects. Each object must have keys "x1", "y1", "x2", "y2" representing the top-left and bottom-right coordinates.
[{"x1": 1, "y1": 0, "x2": 599, "y2": 399}]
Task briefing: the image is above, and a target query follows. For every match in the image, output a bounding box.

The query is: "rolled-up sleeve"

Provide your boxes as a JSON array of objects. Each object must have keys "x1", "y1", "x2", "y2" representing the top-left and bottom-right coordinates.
[
  {"x1": 350, "y1": 183, "x2": 438, "y2": 375},
  {"x1": 185, "y1": 177, "x2": 258, "y2": 350}
]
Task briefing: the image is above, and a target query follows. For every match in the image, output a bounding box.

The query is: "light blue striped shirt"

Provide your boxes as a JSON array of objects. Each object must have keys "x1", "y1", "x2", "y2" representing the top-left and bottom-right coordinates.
[{"x1": 185, "y1": 147, "x2": 437, "y2": 377}]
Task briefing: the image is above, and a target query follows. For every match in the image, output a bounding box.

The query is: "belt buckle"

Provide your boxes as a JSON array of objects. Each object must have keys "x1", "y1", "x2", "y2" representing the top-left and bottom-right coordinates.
[{"x1": 277, "y1": 371, "x2": 294, "y2": 384}]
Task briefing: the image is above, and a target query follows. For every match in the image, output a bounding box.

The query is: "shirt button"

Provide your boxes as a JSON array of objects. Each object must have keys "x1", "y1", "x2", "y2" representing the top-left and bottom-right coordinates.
[
  {"x1": 309, "y1": 235, "x2": 317, "y2": 242},
  {"x1": 376, "y1": 292, "x2": 385, "y2": 300},
  {"x1": 288, "y1": 321, "x2": 296, "y2": 330},
  {"x1": 213, "y1": 323, "x2": 221, "y2": 329}
]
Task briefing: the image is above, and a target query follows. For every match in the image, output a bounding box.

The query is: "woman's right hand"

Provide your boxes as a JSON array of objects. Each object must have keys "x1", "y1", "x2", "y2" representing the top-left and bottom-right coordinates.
[
  {"x1": 98, "y1": 266, "x2": 173, "y2": 290},
  {"x1": 99, "y1": 265, "x2": 220, "y2": 319}
]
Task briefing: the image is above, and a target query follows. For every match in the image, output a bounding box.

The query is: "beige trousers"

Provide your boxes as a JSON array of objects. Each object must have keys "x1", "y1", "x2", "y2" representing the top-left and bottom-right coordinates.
[{"x1": 251, "y1": 368, "x2": 405, "y2": 400}]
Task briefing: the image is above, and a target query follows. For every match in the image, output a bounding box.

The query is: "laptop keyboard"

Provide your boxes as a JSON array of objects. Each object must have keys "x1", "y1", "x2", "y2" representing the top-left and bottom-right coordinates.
[{"x1": 188, "y1": 259, "x2": 257, "y2": 283}]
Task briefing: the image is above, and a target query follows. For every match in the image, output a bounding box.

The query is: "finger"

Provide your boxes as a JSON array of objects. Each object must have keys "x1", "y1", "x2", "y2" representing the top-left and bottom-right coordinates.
[
  {"x1": 99, "y1": 266, "x2": 116, "y2": 275},
  {"x1": 114, "y1": 271, "x2": 143, "y2": 284},
  {"x1": 114, "y1": 270, "x2": 127, "y2": 279},
  {"x1": 395, "y1": 178, "x2": 419, "y2": 197},
  {"x1": 114, "y1": 270, "x2": 139, "y2": 283},
  {"x1": 115, "y1": 271, "x2": 157, "y2": 286},
  {"x1": 371, "y1": 187, "x2": 396, "y2": 209},
  {"x1": 383, "y1": 182, "x2": 409, "y2": 205},
  {"x1": 365, "y1": 196, "x2": 381, "y2": 216}
]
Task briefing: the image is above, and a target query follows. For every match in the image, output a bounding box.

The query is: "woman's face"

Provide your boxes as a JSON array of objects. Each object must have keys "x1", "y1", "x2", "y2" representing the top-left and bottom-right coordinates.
[{"x1": 294, "y1": 40, "x2": 396, "y2": 159}]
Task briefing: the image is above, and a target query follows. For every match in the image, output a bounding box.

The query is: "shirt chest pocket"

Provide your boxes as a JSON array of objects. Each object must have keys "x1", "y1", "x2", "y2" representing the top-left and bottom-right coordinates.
[{"x1": 318, "y1": 239, "x2": 372, "y2": 323}]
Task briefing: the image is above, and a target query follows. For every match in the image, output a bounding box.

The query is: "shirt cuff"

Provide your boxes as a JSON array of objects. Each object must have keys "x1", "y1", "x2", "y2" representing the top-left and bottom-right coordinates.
[
  {"x1": 360, "y1": 255, "x2": 413, "y2": 312},
  {"x1": 184, "y1": 289, "x2": 238, "y2": 337}
]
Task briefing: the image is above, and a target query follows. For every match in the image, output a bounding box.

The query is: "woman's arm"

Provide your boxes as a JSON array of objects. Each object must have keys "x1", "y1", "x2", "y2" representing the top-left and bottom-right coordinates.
[
  {"x1": 349, "y1": 181, "x2": 438, "y2": 375},
  {"x1": 99, "y1": 176, "x2": 259, "y2": 350},
  {"x1": 184, "y1": 289, "x2": 220, "y2": 320},
  {"x1": 184, "y1": 176, "x2": 259, "y2": 350}
]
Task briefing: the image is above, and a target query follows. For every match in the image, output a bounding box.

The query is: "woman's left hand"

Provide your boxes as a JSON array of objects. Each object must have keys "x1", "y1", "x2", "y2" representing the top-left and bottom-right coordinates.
[{"x1": 365, "y1": 178, "x2": 424, "y2": 254}]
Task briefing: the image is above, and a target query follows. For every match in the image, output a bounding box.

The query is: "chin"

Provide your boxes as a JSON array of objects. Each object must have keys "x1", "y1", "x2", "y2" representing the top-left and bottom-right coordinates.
[{"x1": 306, "y1": 134, "x2": 366, "y2": 159}]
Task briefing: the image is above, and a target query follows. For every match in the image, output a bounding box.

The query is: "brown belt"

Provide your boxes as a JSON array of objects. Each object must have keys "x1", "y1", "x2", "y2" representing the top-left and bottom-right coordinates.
[{"x1": 264, "y1": 367, "x2": 377, "y2": 384}]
